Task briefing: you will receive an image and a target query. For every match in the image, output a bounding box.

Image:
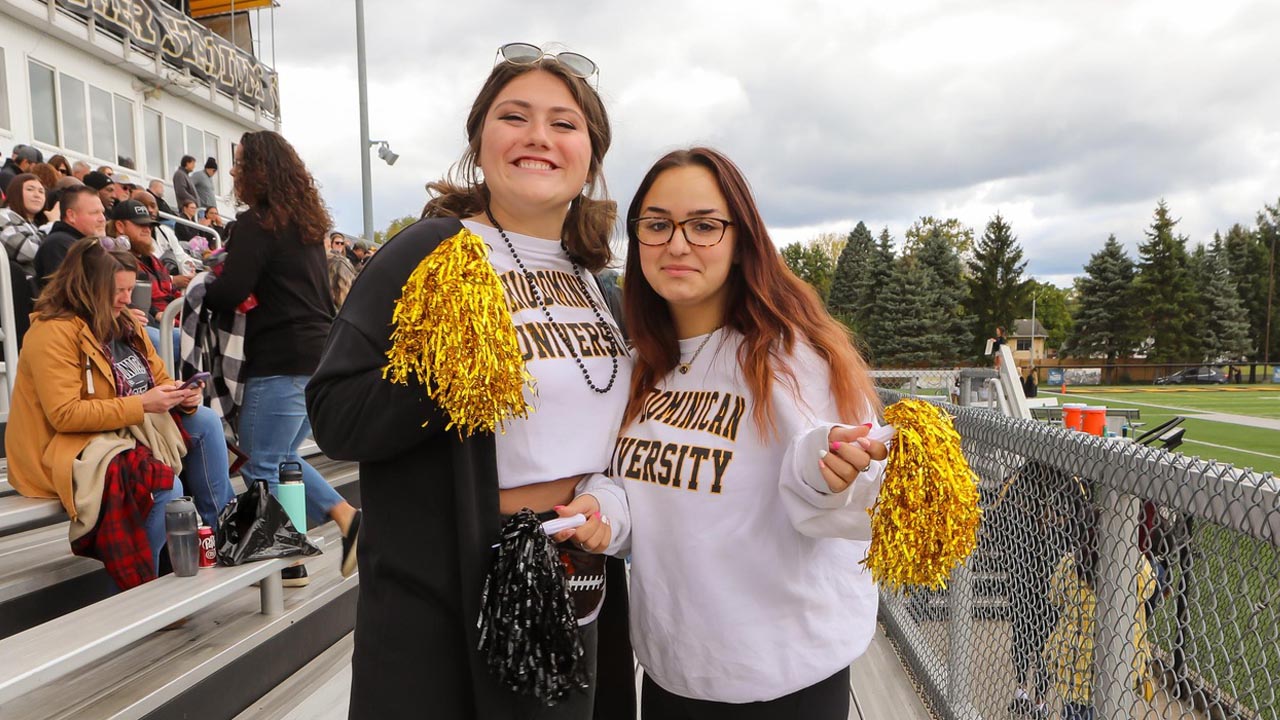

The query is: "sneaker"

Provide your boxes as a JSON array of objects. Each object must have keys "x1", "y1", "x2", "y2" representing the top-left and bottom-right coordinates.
[
  {"x1": 341, "y1": 509, "x2": 361, "y2": 578},
  {"x1": 281, "y1": 564, "x2": 310, "y2": 587}
]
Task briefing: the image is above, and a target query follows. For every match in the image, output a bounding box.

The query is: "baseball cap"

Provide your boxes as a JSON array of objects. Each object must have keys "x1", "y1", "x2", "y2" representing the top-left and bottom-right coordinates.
[
  {"x1": 111, "y1": 200, "x2": 160, "y2": 226},
  {"x1": 84, "y1": 171, "x2": 115, "y2": 191},
  {"x1": 114, "y1": 171, "x2": 138, "y2": 187},
  {"x1": 14, "y1": 145, "x2": 41, "y2": 164}
]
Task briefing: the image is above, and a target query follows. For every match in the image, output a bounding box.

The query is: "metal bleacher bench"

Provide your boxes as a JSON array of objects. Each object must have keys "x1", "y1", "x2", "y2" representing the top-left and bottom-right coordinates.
[
  {"x1": 0, "y1": 533, "x2": 337, "y2": 706},
  {"x1": 0, "y1": 438, "x2": 338, "y2": 707}
]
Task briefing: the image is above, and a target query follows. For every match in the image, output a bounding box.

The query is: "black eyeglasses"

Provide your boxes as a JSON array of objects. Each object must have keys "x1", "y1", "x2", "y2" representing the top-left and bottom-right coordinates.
[
  {"x1": 497, "y1": 43, "x2": 599, "y2": 86},
  {"x1": 632, "y1": 217, "x2": 734, "y2": 247}
]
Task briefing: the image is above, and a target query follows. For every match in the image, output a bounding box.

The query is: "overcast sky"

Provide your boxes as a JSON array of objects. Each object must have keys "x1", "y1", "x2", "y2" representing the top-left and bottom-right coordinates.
[{"x1": 266, "y1": 0, "x2": 1280, "y2": 288}]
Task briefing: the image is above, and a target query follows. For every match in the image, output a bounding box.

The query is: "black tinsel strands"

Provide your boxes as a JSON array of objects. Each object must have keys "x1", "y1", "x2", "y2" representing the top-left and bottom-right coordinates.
[{"x1": 478, "y1": 509, "x2": 588, "y2": 705}]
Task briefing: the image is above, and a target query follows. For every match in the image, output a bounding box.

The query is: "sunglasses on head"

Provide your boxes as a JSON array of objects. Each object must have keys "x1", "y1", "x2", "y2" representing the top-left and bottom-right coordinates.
[{"x1": 497, "y1": 43, "x2": 599, "y2": 86}]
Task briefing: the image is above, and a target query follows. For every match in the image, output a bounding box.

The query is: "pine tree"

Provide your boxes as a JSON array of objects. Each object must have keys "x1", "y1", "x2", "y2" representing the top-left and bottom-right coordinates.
[
  {"x1": 873, "y1": 257, "x2": 945, "y2": 366},
  {"x1": 965, "y1": 213, "x2": 1029, "y2": 359},
  {"x1": 828, "y1": 222, "x2": 876, "y2": 332},
  {"x1": 1067, "y1": 235, "x2": 1141, "y2": 379},
  {"x1": 1256, "y1": 201, "x2": 1280, "y2": 366},
  {"x1": 1135, "y1": 201, "x2": 1198, "y2": 363},
  {"x1": 1199, "y1": 241, "x2": 1253, "y2": 361},
  {"x1": 915, "y1": 229, "x2": 973, "y2": 363},
  {"x1": 858, "y1": 229, "x2": 898, "y2": 362},
  {"x1": 1222, "y1": 224, "x2": 1270, "y2": 361}
]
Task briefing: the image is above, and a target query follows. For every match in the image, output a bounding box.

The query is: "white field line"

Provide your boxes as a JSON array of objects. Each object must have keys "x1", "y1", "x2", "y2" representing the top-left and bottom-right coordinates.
[{"x1": 1180, "y1": 438, "x2": 1280, "y2": 462}]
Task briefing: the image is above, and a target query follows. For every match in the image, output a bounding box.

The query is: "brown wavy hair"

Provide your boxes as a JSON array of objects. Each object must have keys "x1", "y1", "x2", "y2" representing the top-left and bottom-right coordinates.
[
  {"x1": 422, "y1": 57, "x2": 615, "y2": 271},
  {"x1": 622, "y1": 147, "x2": 880, "y2": 435},
  {"x1": 233, "y1": 130, "x2": 332, "y2": 245},
  {"x1": 35, "y1": 238, "x2": 139, "y2": 342},
  {"x1": 4, "y1": 173, "x2": 47, "y2": 224}
]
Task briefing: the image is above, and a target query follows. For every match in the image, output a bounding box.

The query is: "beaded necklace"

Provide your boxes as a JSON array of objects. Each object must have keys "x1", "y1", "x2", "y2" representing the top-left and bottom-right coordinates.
[{"x1": 485, "y1": 208, "x2": 619, "y2": 395}]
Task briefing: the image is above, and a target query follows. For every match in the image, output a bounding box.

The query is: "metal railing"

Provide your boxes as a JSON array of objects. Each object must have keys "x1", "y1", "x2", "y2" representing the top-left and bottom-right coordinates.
[
  {"x1": 876, "y1": 388, "x2": 1280, "y2": 720},
  {"x1": 158, "y1": 211, "x2": 222, "y2": 250},
  {"x1": 0, "y1": 250, "x2": 18, "y2": 413}
]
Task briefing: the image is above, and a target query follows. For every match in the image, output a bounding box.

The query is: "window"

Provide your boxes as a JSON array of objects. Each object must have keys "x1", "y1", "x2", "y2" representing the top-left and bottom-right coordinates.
[
  {"x1": 186, "y1": 125, "x2": 202, "y2": 160},
  {"x1": 144, "y1": 108, "x2": 163, "y2": 178},
  {"x1": 165, "y1": 116, "x2": 183, "y2": 173},
  {"x1": 28, "y1": 61, "x2": 57, "y2": 145},
  {"x1": 90, "y1": 85, "x2": 114, "y2": 164},
  {"x1": 204, "y1": 131, "x2": 219, "y2": 191},
  {"x1": 114, "y1": 96, "x2": 135, "y2": 169},
  {"x1": 0, "y1": 49, "x2": 10, "y2": 131},
  {"x1": 59, "y1": 73, "x2": 87, "y2": 154},
  {"x1": 1016, "y1": 339, "x2": 1032, "y2": 352}
]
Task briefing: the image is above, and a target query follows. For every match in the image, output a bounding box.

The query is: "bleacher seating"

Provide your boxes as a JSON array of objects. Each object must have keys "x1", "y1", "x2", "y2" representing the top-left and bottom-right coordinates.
[{"x1": 0, "y1": 439, "x2": 360, "y2": 719}]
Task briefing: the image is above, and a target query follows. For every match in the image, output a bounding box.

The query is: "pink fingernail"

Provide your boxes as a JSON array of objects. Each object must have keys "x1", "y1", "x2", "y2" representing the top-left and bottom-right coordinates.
[
  {"x1": 554, "y1": 505, "x2": 565, "y2": 510},
  {"x1": 593, "y1": 511, "x2": 601, "y2": 520},
  {"x1": 830, "y1": 441, "x2": 843, "y2": 451},
  {"x1": 863, "y1": 422, "x2": 873, "y2": 428}
]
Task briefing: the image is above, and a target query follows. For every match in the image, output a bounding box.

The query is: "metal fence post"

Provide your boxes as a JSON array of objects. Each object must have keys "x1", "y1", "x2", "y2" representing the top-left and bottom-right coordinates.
[
  {"x1": 1094, "y1": 487, "x2": 1142, "y2": 718},
  {"x1": 946, "y1": 562, "x2": 975, "y2": 716}
]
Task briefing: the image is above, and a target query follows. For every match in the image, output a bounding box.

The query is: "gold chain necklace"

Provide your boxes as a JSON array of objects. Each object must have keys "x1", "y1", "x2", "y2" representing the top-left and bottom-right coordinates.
[{"x1": 678, "y1": 328, "x2": 720, "y2": 375}]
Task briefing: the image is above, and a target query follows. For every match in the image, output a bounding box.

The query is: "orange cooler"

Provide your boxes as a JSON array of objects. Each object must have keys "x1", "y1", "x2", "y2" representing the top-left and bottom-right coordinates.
[
  {"x1": 1082, "y1": 406, "x2": 1107, "y2": 436},
  {"x1": 1062, "y1": 404, "x2": 1086, "y2": 432}
]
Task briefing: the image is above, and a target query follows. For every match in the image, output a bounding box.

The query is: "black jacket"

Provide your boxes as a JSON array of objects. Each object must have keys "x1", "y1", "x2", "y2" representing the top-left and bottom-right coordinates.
[
  {"x1": 204, "y1": 208, "x2": 333, "y2": 377},
  {"x1": 0, "y1": 159, "x2": 22, "y2": 198},
  {"x1": 32, "y1": 221, "x2": 84, "y2": 294},
  {"x1": 306, "y1": 217, "x2": 634, "y2": 719}
]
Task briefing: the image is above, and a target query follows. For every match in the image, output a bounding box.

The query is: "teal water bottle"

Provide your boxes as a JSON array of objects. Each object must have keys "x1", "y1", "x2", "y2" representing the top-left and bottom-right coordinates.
[{"x1": 275, "y1": 461, "x2": 307, "y2": 533}]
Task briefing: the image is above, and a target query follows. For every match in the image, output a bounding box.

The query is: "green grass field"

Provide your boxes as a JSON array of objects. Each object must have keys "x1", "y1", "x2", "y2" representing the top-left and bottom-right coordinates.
[{"x1": 1042, "y1": 387, "x2": 1280, "y2": 475}]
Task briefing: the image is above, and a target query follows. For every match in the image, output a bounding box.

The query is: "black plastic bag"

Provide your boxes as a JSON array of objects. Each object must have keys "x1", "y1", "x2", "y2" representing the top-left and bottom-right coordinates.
[{"x1": 215, "y1": 479, "x2": 321, "y2": 565}]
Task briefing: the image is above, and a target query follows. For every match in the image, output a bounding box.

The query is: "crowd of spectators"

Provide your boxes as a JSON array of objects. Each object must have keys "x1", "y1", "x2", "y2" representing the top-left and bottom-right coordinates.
[{"x1": 1, "y1": 135, "x2": 362, "y2": 593}]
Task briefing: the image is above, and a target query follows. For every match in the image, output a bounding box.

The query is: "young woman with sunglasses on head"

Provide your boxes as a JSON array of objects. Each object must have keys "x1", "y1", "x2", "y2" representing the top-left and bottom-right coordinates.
[
  {"x1": 307, "y1": 44, "x2": 633, "y2": 719},
  {"x1": 555, "y1": 147, "x2": 888, "y2": 719}
]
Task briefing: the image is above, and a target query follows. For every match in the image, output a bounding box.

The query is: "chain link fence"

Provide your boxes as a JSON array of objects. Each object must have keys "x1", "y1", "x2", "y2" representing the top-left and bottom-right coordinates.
[{"x1": 876, "y1": 388, "x2": 1280, "y2": 720}]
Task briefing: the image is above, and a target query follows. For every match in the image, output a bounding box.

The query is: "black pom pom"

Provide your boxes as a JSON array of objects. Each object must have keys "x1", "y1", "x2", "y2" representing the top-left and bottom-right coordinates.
[{"x1": 478, "y1": 509, "x2": 588, "y2": 704}]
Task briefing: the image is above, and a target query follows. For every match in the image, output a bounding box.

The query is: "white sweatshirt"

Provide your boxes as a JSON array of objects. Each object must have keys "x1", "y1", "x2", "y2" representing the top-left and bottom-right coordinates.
[{"x1": 582, "y1": 328, "x2": 883, "y2": 703}]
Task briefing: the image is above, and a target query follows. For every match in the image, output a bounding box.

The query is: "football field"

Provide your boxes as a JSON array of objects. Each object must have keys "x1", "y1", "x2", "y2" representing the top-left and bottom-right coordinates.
[{"x1": 1043, "y1": 386, "x2": 1280, "y2": 475}]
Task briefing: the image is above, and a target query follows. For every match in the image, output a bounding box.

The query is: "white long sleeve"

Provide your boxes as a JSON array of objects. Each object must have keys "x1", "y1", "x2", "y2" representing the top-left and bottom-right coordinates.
[
  {"x1": 609, "y1": 329, "x2": 879, "y2": 703},
  {"x1": 577, "y1": 472, "x2": 630, "y2": 557}
]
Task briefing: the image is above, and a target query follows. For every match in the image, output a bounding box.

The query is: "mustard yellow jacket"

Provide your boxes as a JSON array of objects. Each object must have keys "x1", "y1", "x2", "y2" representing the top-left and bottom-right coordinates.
[{"x1": 5, "y1": 314, "x2": 175, "y2": 519}]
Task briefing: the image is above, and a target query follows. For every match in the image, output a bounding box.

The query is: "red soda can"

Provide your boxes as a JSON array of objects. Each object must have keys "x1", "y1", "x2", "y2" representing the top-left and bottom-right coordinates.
[{"x1": 197, "y1": 525, "x2": 216, "y2": 568}]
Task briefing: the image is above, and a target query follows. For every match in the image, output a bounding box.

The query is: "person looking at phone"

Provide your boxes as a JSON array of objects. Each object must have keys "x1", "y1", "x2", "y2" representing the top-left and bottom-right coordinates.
[{"x1": 5, "y1": 239, "x2": 235, "y2": 586}]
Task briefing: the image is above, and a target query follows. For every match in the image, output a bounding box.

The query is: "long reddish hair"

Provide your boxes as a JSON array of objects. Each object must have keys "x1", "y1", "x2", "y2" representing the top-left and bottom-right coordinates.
[{"x1": 622, "y1": 147, "x2": 880, "y2": 435}]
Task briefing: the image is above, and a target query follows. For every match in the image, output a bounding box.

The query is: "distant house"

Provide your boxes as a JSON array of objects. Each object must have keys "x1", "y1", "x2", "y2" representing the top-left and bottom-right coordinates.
[{"x1": 1011, "y1": 318, "x2": 1049, "y2": 366}]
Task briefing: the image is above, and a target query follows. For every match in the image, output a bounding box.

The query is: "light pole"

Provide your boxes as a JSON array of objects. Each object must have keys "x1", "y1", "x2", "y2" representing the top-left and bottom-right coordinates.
[{"x1": 355, "y1": 0, "x2": 374, "y2": 243}]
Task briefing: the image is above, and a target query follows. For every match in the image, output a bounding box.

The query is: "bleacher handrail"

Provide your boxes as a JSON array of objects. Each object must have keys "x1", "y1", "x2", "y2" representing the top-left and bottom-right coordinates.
[
  {"x1": 158, "y1": 211, "x2": 222, "y2": 250},
  {"x1": 0, "y1": 248, "x2": 19, "y2": 409},
  {"x1": 158, "y1": 298, "x2": 183, "y2": 379}
]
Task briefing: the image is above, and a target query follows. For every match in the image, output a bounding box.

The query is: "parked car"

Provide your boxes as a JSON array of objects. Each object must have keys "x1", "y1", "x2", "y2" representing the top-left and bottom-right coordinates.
[{"x1": 1154, "y1": 367, "x2": 1229, "y2": 385}]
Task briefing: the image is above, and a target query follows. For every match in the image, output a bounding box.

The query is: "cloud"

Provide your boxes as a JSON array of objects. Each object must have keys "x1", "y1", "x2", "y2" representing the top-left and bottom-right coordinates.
[{"x1": 268, "y1": 0, "x2": 1280, "y2": 280}]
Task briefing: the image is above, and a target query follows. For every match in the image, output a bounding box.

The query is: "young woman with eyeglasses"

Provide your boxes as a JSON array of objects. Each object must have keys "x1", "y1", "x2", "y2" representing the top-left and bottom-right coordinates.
[
  {"x1": 554, "y1": 147, "x2": 888, "y2": 719},
  {"x1": 307, "y1": 44, "x2": 633, "y2": 719}
]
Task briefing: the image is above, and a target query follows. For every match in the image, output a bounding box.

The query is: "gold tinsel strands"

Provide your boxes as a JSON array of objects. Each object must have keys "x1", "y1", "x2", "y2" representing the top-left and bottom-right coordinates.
[
  {"x1": 382, "y1": 228, "x2": 532, "y2": 437},
  {"x1": 863, "y1": 398, "x2": 982, "y2": 591}
]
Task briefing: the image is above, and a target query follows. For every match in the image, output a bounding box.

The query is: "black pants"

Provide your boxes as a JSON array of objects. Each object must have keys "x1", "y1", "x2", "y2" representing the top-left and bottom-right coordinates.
[{"x1": 641, "y1": 668, "x2": 849, "y2": 720}]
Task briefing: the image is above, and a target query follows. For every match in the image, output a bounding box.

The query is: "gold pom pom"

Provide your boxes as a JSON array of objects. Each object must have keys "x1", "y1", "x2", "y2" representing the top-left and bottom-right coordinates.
[
  {"x1": 863, "y1": 398, "x2": 982, "y2": 591},
  {"x1": 382, "y1": 228, "x2": 532, "y2": 436}
]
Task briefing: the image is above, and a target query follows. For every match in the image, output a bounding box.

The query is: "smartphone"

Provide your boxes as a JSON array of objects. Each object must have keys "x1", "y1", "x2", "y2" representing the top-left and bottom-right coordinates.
[{"x1": 179, "y1": 372, "x2": 212, "y2": 390}]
